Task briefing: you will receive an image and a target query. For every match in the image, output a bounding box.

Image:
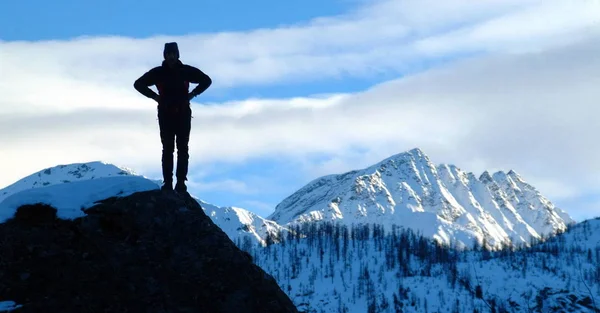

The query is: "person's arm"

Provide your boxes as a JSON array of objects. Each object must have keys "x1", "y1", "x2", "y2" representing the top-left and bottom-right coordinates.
[
  {"x1": 134, "y1": 68, "x2": 160, "y2": 101},
  {"x1": 186, "y1": 65, "x2": 212, "y2": 99}
]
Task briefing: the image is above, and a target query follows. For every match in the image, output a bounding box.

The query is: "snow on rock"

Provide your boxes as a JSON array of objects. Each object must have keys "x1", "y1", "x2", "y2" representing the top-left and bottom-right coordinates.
[
  {"x1": 268, "y1": 148, "x2": 575, "y2": 249},
  {"x1": 0, "y1": 176, "x2": 159, "y2": 223}
]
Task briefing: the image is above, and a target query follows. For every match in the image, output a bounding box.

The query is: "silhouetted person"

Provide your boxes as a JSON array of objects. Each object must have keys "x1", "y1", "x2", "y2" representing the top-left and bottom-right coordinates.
[{"x1": 134, "y1": 42, "x2": 212, "y2": 192}]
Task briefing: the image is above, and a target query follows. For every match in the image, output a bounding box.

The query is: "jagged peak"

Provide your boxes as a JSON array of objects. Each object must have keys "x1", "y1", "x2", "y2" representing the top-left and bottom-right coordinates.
[
  {"x1": 408, "y1": 147, "x2": 426, "y2": 157},
  {"x1": 504, "y1": 170, "x2": 540, "y2": 193},
  {"x1": 406, "y1": 147, "x2": 432, "y2": 164},
  {"x1": 493, "y1": 170, "x2": 527, "y2": 190},
  {"x1": 479, "y1": 171, "x2": 494, "y2": 184},
  {"x1": 377, "y1": 147, "x2": 431, "y2": 165},
  {"x1": 507, "y1": 169, "x2": 525, "y2": 183}
]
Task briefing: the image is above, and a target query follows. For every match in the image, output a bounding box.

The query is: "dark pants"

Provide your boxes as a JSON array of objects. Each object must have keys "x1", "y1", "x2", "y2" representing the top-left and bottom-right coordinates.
[{"x1": 158, "y1": 106, "x2": 191, "y2": 184}]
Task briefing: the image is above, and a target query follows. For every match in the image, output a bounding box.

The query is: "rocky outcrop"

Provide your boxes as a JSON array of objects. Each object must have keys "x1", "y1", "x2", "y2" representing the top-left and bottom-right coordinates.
[{"x1": 0, "y1": 190, "x2": 298, "y2": 313}]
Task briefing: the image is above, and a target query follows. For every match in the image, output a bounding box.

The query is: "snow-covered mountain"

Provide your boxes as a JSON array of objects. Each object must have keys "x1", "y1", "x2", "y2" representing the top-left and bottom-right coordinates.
[
  {"x1": 199, "y1": 201, "x2": 289, "y2": 246},
  {"x1": 0, "y1": 161, "x2": 284, "y2": 246},
  {"x1": 268, "y1": 148, "x2": 575, "y2": 249},
  {"x1": 0, "y1": 161, "x2": 142, "y2": 204}
]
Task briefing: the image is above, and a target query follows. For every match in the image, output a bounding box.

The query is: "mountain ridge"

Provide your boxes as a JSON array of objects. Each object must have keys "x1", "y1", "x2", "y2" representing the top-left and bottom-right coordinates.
[{"x1": 0, "y1": 149, "x2": 576, "y2": 249}]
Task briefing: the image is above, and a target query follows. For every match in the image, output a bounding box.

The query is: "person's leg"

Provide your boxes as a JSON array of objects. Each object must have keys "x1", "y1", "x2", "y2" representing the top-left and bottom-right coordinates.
[
  {"x1": 158, "y1": 113, "x2": 176, "y2": 190},
  {"x1": 175, "y1": 108, "x2": 192, "y2": 192}
]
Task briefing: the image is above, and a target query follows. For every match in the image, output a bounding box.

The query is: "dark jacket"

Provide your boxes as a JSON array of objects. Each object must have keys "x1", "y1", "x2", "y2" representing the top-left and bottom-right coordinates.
[{"x1": 134, "y1": 60, "x2": 212, "y2": 112}]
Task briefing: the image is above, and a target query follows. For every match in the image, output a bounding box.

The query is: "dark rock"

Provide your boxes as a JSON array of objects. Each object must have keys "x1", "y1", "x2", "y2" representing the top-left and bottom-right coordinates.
[
  {"x1": 0, "y1": 190, "x2": 298, "y2": 313},
  {"x1": 12, "y1": 203, "x2": 57, "y2": 226},
  {"x1": 578, "y1": 296, "x2": 593, "y2": 307}
]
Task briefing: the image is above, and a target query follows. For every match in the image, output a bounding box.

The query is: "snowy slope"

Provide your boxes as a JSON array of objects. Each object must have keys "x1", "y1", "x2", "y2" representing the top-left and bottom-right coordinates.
[
  {"x1": 268, "y1": 148, "x2": 575, "y2": 249},
  {"x1": 245, "y1": 221, "x2": 600, "y2": 313},
  {"x1": 492, "y1": 170, "x2": 573, "y2": 239},
  {"x1": 538, "y1": 217, "x2": 600, "y2": 251}
]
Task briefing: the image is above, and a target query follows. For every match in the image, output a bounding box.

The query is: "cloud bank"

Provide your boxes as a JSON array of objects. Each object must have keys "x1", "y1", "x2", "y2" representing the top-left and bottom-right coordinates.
[{"x1": 1, "y1": 0, "x2": 600, "y2": 219}]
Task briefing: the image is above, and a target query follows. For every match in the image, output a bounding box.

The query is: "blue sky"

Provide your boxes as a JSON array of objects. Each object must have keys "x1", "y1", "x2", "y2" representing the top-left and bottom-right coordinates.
[
  {"x1": 1, "y1": 0, "x2": 600, "y2": 222},
  {"x1": 0, "y1": 0, "x2": 351, "y2": 40},
  {"x1": 0, "y1": 0, "x2": 375, "y2": 100}
]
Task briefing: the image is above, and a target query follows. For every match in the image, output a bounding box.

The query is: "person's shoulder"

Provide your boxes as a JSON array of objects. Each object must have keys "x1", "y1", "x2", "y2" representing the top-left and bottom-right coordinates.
[
  {"x1": 139, "y1": 66, "x2": 163, "y2": 77},
  {"x1": 181, "y1": 63, "x2": 201, "y2": 71},
  {"x1": 149, "y1": 65, "x2": 164, "y2": 72}
]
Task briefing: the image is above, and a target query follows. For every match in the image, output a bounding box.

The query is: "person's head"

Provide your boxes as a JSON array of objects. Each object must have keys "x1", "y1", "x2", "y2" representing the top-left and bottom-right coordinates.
[{"x1": 163, "y1": 42, "x2": 180, "y2": 67}]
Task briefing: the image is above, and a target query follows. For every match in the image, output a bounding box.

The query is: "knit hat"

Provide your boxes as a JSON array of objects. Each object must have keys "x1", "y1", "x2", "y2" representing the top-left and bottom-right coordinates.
[{"x1": 163, "y1": 42, "x2": 180, "y2": 59}]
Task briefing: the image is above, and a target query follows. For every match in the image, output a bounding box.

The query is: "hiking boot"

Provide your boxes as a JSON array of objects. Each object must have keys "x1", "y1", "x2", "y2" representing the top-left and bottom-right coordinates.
[
  {"x1": 161, "y1": 181, "x2": 173, "y2": 191},
  {"x1": 174, "y1": 181, "x2": 187, "y2": 193}
]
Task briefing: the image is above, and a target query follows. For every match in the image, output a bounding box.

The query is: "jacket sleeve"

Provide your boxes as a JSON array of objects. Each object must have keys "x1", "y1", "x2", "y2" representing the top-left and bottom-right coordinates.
[
  {"x1": 186, "y1": 66, "x2": 212, "y2": 97},
  {"x1": 134, "y1": 68, "x2": 160, "y2": 99}
]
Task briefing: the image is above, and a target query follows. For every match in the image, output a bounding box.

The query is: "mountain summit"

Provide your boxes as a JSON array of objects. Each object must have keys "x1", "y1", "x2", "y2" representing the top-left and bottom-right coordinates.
[{"x1": 268, "y1": 148, "x2": 574, "y2": 249}]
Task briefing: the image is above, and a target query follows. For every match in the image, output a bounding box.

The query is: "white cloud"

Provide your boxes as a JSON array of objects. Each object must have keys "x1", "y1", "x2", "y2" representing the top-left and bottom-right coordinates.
[
  {"x1": 1, "y1": 0, "x2": 600, "y2": 220},
  {"x1": 191, "y1": 35, "x2": 600, "y2": 211},
  {"x1": 413, "y1": 1, "x2": 600, "y2": 55},
  {"x1": 1, "y1": 0, "x2": 597, "y2": 99}
]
